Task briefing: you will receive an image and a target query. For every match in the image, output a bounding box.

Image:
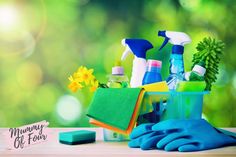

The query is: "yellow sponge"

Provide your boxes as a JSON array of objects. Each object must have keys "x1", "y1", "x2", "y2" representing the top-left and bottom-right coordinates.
[
  {"x1": 139, "y1": 81, "x2": 169, "y2": 115},
  {"x1": 141, "y1": 81, "x2": 169, "y2": 92}
]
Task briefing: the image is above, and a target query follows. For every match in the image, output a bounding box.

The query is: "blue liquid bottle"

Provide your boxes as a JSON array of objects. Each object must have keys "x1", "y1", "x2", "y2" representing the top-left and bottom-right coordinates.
[
  {"x1": 166, "y1": 49, "x2": 185, "y2": 90},
  {"x1": 142, "y1": 60, "x2": 162, "y2": 85},
  {"x1": 158, "y1": 30, "x2": 191, "y2": 90},
  {"x1": 138, "y1": 60, "x2": 162, "y2": 124}
]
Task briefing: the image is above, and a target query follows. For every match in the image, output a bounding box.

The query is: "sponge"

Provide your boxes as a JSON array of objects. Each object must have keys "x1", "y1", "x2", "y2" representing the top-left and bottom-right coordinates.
[
  {"x1": 176, "y1": 81, "x2": 206, "y2": 92},
  {"x1": 59, "y1": 130, "x2": 96, "y2": 145}
]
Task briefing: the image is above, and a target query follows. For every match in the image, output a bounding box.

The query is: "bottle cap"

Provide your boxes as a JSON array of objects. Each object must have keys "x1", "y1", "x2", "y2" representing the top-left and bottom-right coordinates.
[
  {"x1": 112, "y1": 60, "x2": 124, "y2": 75},
  {"x1": 192, "y1": 65, "x2": 206, "y2": 76},
  {"x1": 112, "y1": 66, "x2": 124, "y2": 75},
  {"x1": 147, "y1": 59, "x2": 162, "y2": 68}
]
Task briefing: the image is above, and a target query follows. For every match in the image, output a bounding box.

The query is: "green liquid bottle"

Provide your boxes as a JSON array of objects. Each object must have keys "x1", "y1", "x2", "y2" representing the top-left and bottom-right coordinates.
[{"x1": 103, "y1": 61, "x2": 130, "y2": 142}]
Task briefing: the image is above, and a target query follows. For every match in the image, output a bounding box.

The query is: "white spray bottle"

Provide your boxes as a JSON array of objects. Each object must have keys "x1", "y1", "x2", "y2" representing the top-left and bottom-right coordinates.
[{"x1": 121, "y1": 38, "x2": 153, "y2": 87}]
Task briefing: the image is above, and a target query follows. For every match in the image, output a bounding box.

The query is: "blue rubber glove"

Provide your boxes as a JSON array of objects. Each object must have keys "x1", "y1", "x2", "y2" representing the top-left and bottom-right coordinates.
[
  {"x1": 128, "y1": 123, "x2": 167, "y2": 150},
  {"x1": 152, "y1": 119, "x2": 236, "y2": 152}
]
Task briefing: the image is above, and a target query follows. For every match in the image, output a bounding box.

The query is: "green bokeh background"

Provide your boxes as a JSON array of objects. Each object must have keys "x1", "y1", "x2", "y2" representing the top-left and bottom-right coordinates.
[{"x1": 0, "y1": 0, "x2": 235, "y2": 127}]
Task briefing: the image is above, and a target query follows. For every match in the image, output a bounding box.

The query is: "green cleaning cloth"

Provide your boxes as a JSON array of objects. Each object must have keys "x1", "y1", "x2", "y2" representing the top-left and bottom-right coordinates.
[{"x1": 87, "y1": 88, "x2": 142, "y2": 131}]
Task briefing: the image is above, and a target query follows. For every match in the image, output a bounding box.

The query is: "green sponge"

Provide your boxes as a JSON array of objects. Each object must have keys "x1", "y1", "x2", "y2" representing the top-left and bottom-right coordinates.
[
  {"x1": 59, "y1": 130, "x2": 96, "y2": 145},
  {"x1": 176, "y1": 81, "x2": 206, "y2": 92}
]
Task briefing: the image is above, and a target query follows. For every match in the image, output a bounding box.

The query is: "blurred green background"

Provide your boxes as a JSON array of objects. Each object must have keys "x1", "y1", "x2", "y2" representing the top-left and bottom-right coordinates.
[{"x1": 0, "y1": 0, "x2": 235, "y2": 127}]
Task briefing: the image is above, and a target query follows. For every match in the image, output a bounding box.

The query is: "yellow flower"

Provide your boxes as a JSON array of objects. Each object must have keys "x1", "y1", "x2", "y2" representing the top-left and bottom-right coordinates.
[
  {"x1": 77, "y1": 66, "x2": 86, "y2": 73},
  {"x1": 68, "y1": 75, "x2": 83, "y2": 92},
  {"x1": 68, "y1": 81, "x2": 83, "y2": 92},
  {"x1": 78, "y1": 67, "x2": 95, "y2": 85},
  {"x1": 68, "y1": 66, "x2": 100, "y2": 93},
  {"x1": 90, "y1": 80, "x2": 99, "y2": 92}
]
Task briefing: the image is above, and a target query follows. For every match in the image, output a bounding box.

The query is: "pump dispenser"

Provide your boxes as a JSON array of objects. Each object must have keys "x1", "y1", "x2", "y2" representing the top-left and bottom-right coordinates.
[
  {"x1": 121, "y1": 38, "x2": 153, "y2": 87},
  {"x1": 158, "y1": 30, "x2": 191, "y2": 90}
]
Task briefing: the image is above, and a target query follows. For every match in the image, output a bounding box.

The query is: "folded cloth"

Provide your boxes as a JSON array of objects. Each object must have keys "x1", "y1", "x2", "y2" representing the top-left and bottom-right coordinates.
[{"x1": 87, "y1": 88, "x2": 145, "y2": 135}]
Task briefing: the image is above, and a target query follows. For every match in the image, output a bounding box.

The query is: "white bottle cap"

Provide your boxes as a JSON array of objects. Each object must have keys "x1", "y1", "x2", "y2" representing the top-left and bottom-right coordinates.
[
  {"x1": 192, "y1": 65, "x2": 206, "y2": 76},
  {"x1": 184, "y1": 72, "x2": 191, "y2": 81},
  {"x1": 112, "y1": 66, "x2": 124, "y2": 75}
]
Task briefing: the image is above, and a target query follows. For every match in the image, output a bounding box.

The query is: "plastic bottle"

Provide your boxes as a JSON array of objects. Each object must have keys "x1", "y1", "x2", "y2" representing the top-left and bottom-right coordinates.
[
  {"x1": 107, "y1": 61, "x2": 129, "y2": 88},
  {"x1": 142, "y1": 60, "x2": 163, "y2": 85},
  {"x1": 167, "y1": 53, "x2": 185, "y2": 89},
  {"x1": 137, "y1": 60, "x2": 163, "y2": 124},
  {"x1": 158, "y1": 30, "x2": 191, "y2": 90},
  {"x1": 103, "y1": 61, "x2": 129, "y2": 142},
  {"x1": 185, "y1": 61, "x2": 206, "y2": 81},
  {"x1": 121, "y1": 38, "x2": 153, "y2": 87}
]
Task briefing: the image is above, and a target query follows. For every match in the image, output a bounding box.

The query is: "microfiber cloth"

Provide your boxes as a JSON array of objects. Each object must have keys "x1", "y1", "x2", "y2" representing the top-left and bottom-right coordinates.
[
  {"x1": 89, "y1": 89, "x2": 144, "y2": 135},
  {"x1": 87, "y1": 88, "x2": 144, "y2": 133}
]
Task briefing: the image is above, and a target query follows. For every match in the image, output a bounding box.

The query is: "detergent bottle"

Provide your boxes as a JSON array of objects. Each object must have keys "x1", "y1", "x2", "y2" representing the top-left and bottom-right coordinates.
[
  {"x1": 121, "y1": 38, "x2": 153, "y2": 87},
  {"x1": 103, "y1": 61, "x2": 129, "y2": 142},
  {"x1": 142, "y1": 59, "x2": 163, "y2": 85},
  {"x1": 107, "y1": 61, "x2": 129, "y2": 88},
  {"x1": 158, "y1": 30, "x2": 191, "y2": 90},
  {"x1": 137, "y1": 59, "x2": 163, "y2": 124}
]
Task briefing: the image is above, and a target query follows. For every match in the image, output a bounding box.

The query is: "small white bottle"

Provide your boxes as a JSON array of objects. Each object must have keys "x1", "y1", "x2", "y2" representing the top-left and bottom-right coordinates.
[{"x1": 185, "y1": 61, "x2": 206, "y2": 81}]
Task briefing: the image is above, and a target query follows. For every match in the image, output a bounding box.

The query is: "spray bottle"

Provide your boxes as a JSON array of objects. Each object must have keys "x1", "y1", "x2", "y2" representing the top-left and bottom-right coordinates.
[
  {"x1": 121, "y1": 38, "x2": 153, "y2": 87},
  {"x1": 158, "y1": 30, "x2": 191, "y2": 90}
]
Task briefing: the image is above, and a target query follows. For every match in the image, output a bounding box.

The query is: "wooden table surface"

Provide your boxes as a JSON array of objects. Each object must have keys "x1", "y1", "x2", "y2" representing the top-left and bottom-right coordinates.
[{"x1": 0, "y1": 128, "x2": 235, "y2": 157}]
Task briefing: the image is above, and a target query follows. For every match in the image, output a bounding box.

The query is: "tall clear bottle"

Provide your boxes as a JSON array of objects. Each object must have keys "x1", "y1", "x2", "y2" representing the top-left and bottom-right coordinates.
[
  {"x1": 166, "y1": 53, "x2": 185, "y2": 90},
  {"x1": 103, "y1": 61, "x2": 129, "y2": 141},
  {"x1": 158, "y1": 30, "x2": 191, "y2": 90}
]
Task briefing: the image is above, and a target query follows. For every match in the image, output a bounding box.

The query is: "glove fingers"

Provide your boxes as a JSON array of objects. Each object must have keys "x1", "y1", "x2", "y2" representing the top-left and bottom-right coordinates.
[
  {"x1": 152, "y1": 120, "x2": 182, "y2": 133},
  {"x1": 140, "y1": 134, "x2": 166, "y2": 150},
  {"x1": 178, "y1": 144, "x2": 200, "y2": 152},
  {"x1": 128, "y1": 131, "x2": 157, "y2": 148},
  {"x1": 128, "y1": 139, "x2": 140, "y2": 148},
  {"x1": 157, "y1": 132, "x2": 188, "y2": 149},
  {"x1": 152, "y1": 119, "x2": 178, "y2": 130},
  {"x1": 130, "y1": 123, "x2": 154, "y2": 139},
  {"x1": 164, "y1": 138, "x2": 195, "y2": 151}
]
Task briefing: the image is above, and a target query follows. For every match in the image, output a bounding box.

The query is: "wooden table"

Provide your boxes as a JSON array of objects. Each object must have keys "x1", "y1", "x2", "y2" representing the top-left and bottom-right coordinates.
[{"x1": 0, "y1": 128, "x2": 235, "y2": 157}]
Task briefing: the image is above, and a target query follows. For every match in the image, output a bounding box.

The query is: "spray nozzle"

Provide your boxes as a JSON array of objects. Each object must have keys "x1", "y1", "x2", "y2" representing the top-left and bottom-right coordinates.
[
  {"x1": 121, "y1": 38, "x2": 153, "y2": 60},
  {"x1": 121, "y1": 39, "x2": 132, "y2": 61},
  {"x1": 158, "y1": 30, "x2": 191, "y2": 54},
  {"x1": 158, "y1": 31, "x2": 170, "y2": 50}
]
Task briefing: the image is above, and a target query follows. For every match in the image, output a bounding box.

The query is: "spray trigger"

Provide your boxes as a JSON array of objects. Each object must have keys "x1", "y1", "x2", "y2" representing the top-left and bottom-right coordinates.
[
  {"x1": 121, "y1": 39, "x2": 132, "y2": 61},
  {"x1": 158, "y1": 30, "x2": 169, "y2": 50},
  {"x1": 159, "y1": 37, "x2": 170, "y2": 51}
]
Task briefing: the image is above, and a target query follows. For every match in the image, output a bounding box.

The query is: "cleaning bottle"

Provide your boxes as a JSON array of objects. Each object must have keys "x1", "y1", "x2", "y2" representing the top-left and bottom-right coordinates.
[
  {"x1": 142, "y1": 59, "x2": 163, "y2": 85},
  {"x1": 107, "y1": 61, "x2": 129, "y2": 88},
  {"x1": 185, "y1": 61, "x2": 206, "y2": 81},
  {"x1": 121, "y1": 38, "x2": 153, "y2": 87},
  {"x1": 137, "y1": 59, "x2": 163, "y2": 124},
  {"x1": 158, "y1": 30, "x2": 191, "y2": 90},
  {"x1": 103, "y1": 61, "x2": 129, "y2": 142}
]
